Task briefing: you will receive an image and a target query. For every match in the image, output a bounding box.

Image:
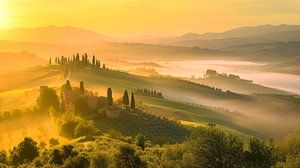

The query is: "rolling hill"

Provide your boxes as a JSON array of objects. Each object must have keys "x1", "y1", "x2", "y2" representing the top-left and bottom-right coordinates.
[
  {"x1": 0, "y1": 51, "x2": 46, "y2": 71},
  {"x1": 0, "y1": 25, "x2": 115, "y2": 45},
  {"x1": 165, "y1": 30, "x2": 300, "y2": 49},
  {"x1": 1, "y1": 65, "x2": 300, "y2": 139},
  {"x1": 145, "y1": 24, "x2": 300, "y2": 46},
  {"x1": 223, "y1": 41, "x2": 300, "y2": 60}
]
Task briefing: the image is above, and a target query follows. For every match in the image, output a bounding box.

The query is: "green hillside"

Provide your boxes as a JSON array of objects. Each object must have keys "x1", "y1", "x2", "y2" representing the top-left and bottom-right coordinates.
[
  {"x1": 136, "y1": 95, "x2": 260, "y2": 139},
  {"x1": 2, "y1": 65, "x2": 300, "y2": 139},
  {"x1": 67, "y1": 67, "x2": 300, "y2": 138}
]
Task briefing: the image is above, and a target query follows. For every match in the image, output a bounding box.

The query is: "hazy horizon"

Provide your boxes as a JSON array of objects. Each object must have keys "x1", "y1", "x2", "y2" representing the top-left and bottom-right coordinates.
[{"x1": 1, "y1": 0, "x2": 300, "y2": 37}]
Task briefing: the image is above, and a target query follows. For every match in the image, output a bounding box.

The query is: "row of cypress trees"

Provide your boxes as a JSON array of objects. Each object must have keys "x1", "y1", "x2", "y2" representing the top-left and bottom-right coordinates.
[
  {"x1": 64, "y1": 80, "x2": 136, "y2": 110},
  {"x1": 50, "y1": 53, "x2": 105, "y2": 69}
]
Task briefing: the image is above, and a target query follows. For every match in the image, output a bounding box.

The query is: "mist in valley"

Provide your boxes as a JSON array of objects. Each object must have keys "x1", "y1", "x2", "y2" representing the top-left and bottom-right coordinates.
[{"x1": 0, "y1": 1, "x2": 300, "y2": 166}]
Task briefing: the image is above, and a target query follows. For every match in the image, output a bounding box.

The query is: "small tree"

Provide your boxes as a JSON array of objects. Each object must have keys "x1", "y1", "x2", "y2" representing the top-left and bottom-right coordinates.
[
  {"x1": 36, "y1": 86, "x2": 60, "y2": 111},
  {"x1": 135, "y1": 134, "x2": 146, "y2": 150},
  {"x1": 131, "y1": 92, "x2": 136, "y2": 110},
  {"x1": 244, "y1": 138, "x2": 280, "y2": 168},
  {"x1": 0, "y1": 151, "x2": 7, "y2": 165},
  {"x1": 74, "y1": 120, "x2": 100, "y2": 139},
  {"x1": 90, "y1": 153, "x2": 109, "y2": 168},
  {"x1": 62, "y1": 145, "x2": 77, "y2": 159},
  {"x1": 49, "y1": 138, "x2": 59, "y2": 147},
  {"x1": 49, "y1": 149, "x2": 64, "y2": 165},
  {"x1": 107, "y1": 88, "x2": 113, "y2": 107},
  {"x1": 122, "y1": 90, "x2": 129, "y2": 107},
  {"x1": 49, "y1": 58, "x2": 52, "y2": 66},
  {"x1": 114, "y1": 145, "x2": 146, "y2": 168},
  {"x1": 11, "y1": 137, "x2": 39, "y2": 165},
  {"x1": 63, "y1": 154, "x2": 90, "y2": 168},
  {"x1": 80, "y1": 81, "x2": 85, "y2": 94}
]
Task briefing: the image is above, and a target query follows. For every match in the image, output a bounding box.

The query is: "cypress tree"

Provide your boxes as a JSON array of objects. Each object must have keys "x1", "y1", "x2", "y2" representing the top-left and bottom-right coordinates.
[
  {"x1": 131, "y1": 92, "x2": 135, "y2": 109},
  {"x1": 61, "y1": 56, "x2": 64, "y2": 64},
  {"x1": 65, "y1": 80, "x2": 72, "y2": 91},
  {"x1": 103, "y1": 64, "x2": 106, "y2": 69},
  {"x1": 92, "y1": 55, "x2": 96, "y2": 66},
  {"x1": 123, "y1": 90, "x2": 129, "y2": 106},
  {"x1": 79, "y1": 81, "x2": 84, "y2": 94},
  {"x1": 76, "y1": 53, "x2": 80, "y2": 61},
  {"x1": 49, "y1": 58, "x2": 52, "y2": 66},
  {"x1": 81, "y1": 55, "x2": 84, "y2": 64},
  {"x1": 84, "y1": 53, "x2": 88, "y2": 67},
  {"x1": 107, "y1": 88, "x2": 113, "y2": 107}
]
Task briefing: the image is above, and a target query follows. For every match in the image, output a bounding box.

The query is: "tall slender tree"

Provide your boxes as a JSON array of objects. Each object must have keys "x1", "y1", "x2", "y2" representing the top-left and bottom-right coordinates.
[
  {"x1": 107, "y1": 88, "x2": 113, "y2": 107},
  {"x1": 65, "y1": 80, "x2": 72, "y2": 91},
  {"x1": 49, "y1": 58, "x2": 52, "y2": 66},
  {"x1": 81, "y1": 55, "x2": 84, "y2": 66},
  {"x1": 92, "y1": 55, "x2": 96, "y2": 66},
  {"x1": 79, "y1": 81, "x2": 84, "y2": 94},
  {"x1": 84, "y1": 53, "x2": 88, "y2": 67},
  {"x1": 131, "y1": 92, "x2": 136, "y2": 109},
  {"x1": 123, "y1": 90, "x2": 129, "y2": 106}
]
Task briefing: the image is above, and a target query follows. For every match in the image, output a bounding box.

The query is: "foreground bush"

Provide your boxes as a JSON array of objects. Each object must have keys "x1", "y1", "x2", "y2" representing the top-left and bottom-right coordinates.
[
  {"x1": 187, "y1": 126, "x2": 245, "y2": 168},
  {"x1": 10, "y1": 137, "x2": 39, "y2": 165},
  {"x1": 114, "y1": 145, "x2": 146, "y2": 168}
]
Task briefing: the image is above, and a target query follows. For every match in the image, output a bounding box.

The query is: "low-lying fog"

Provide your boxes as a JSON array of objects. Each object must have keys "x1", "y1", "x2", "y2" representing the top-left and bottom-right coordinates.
[{"x1": 155, "y1": 60, "x2": 300, "y2": 95}]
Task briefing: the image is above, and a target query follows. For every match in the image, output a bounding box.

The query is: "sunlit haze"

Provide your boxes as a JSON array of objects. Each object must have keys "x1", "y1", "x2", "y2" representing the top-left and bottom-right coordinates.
[
  {"x1": 1, "y1": 0, "x2": 300, "y2": 37},
  {"x1": 0, "y1": 0, "x2": 300, "y2": 166}
]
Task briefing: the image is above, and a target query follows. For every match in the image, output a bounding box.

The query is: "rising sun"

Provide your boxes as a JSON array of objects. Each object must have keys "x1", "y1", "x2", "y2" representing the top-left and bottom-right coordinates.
[{"x1": 0, "y1": 2, "x2": 9, "y2": 28}]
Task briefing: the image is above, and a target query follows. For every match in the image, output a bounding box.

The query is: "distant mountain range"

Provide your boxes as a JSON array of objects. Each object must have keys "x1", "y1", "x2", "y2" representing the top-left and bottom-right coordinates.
[
  {"x1": 0, "y1": 24, "x2": 300, "y2": 70},
  {"x1": 136, "y1": 24, "x2": 300, "y2": 49},
  {"x1": 177, "y1": 24, "x2": 300, "y2": 40},
  {"x1": 0, "y1": 25, "x2": 116, "y2": 45},
  {"x1": 1, "y1": 24, "x2": 300, "y2": 47}
]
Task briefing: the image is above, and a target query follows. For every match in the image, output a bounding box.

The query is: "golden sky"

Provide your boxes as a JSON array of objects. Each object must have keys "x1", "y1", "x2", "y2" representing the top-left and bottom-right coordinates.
[{"x1": 1, "y1": 0, "x2": 300, "y2": 37}]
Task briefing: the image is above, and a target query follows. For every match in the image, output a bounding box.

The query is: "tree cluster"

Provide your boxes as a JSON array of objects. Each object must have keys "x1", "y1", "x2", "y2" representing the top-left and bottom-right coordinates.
[
  {"x1": 0, "y1": 125, "x2": 299, "y2": 167},
  {"x1": 52, "y1": 53, "x2": 105, "y2": 69},
  {"x1": 134, "y1": 88, "x2": 163, "y2": 98},
  {"x1": 204, "y1": 69, "x2": 242, "y2": 80}
]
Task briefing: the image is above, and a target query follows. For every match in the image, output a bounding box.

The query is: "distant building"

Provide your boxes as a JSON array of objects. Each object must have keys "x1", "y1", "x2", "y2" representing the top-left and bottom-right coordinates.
[
  {"x1": 103, "y1": 106, "x2": 120, "y2": 119},
  {"x1": 62, "y1": 84, "x2": 120, "y2": 119},
  {"x1": 62, "y1": 90, "x2": 113, "y2": 115},
  {"x1": 62, "y1": 90, "x2": 82, "y2": 112},
  {"x1": 86, "y1": 96, "x2": 98, "y2": 111}
]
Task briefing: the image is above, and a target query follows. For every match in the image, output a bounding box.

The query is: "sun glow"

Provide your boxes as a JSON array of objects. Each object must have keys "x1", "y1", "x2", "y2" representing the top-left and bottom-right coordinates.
[
  {"x1": 1, "y1": 0, "x2": 300, "y2": 37},
  {"x1": 0, "y1": 1, "x2": 9, "y2": 28}
]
